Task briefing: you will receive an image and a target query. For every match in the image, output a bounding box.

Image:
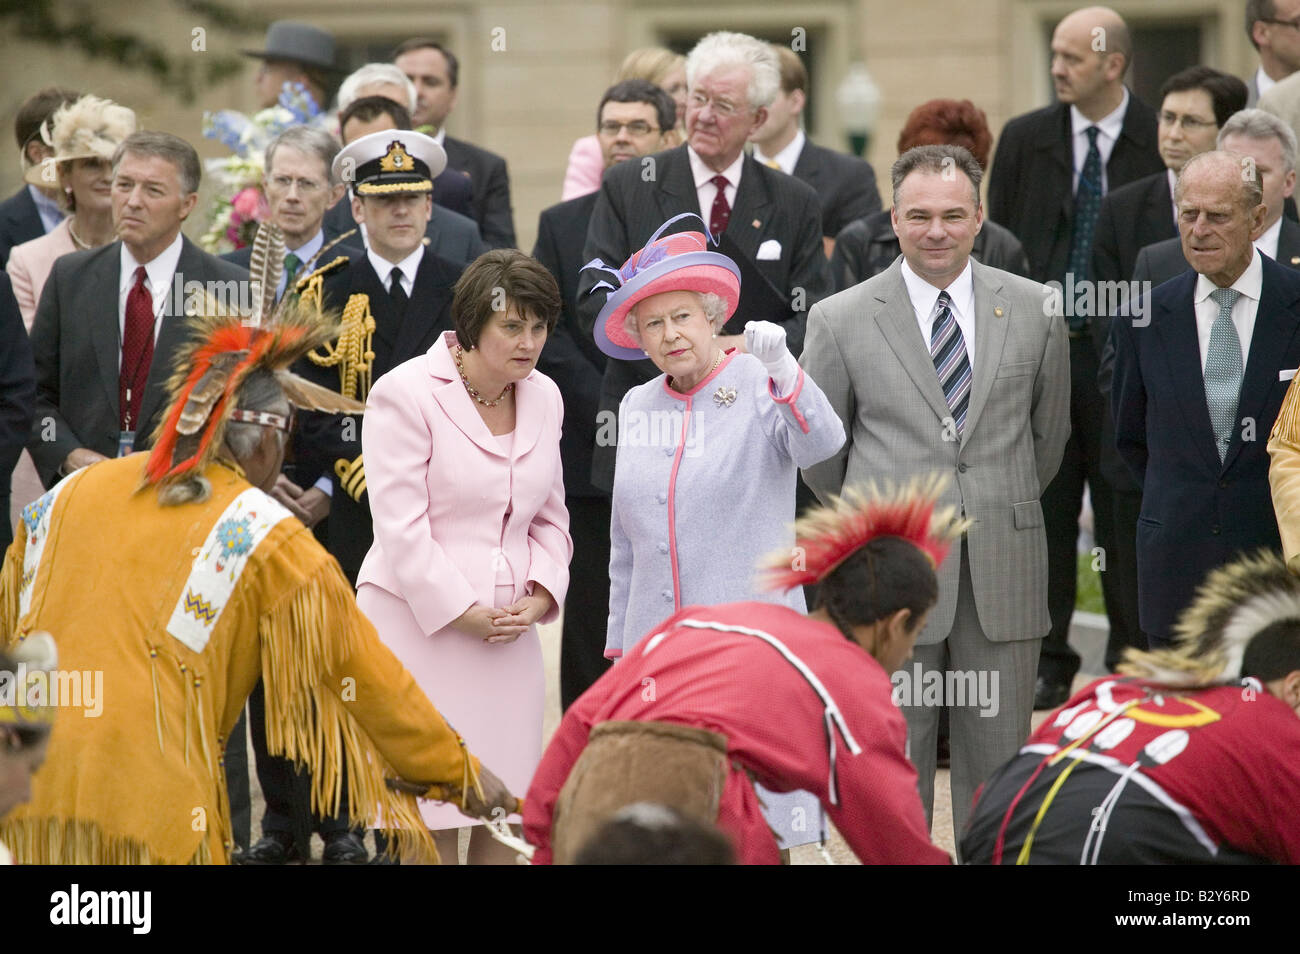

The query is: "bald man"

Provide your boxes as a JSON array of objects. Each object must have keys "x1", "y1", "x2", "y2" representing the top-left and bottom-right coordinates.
[
  {"x1": 1110, "y1": 151, "x2": 1300, "y2": 645},
  {"x1": 987, "y1": 6, "x2": 1165, "y2": 710}
]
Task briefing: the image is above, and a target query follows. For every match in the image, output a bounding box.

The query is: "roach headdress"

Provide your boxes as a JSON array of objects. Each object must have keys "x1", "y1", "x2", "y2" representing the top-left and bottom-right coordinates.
[
  {"x1": 143, "y1": 223, "x2": 362, "y2": 490},
  {"x1": 1120, "y1": 550, "x2": 1300, "y2": 687},
  {"x1": 761, "y1": 473, "x2": 970, "y2": 591}
]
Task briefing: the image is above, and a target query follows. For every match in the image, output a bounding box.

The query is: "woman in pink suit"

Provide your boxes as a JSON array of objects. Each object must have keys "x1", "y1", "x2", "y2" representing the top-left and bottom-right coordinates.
[{"x1": 357, "y1": 249, "x2": 571, "y2": 864}]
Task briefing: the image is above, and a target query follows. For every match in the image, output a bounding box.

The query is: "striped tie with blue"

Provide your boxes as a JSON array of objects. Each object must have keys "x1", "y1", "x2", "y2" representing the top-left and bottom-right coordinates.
[{"x1": 931, "y1": 290, "x2": 972, "y2": 435}]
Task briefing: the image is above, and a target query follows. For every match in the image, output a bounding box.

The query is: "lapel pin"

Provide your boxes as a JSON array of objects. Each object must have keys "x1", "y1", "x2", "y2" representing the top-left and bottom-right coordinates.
[
  {"x1": 994, "y1": 307, "x2": 1004, "y2": 317},
  {"x1": 713, "y1": 385, "x2": 737, "y2": 408},
  {"x1": 752, "y1": 219, "x2": 761, "y2": 229}
]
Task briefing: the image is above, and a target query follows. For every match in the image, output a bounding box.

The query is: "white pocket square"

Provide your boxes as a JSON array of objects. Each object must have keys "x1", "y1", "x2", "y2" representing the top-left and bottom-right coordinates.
[
  {"x1": 1281, "y1": 368, "x2": 1297, "y2": 382},
  {"x1": 756, "y1": 239, "x2": 782, "y2": 260}
]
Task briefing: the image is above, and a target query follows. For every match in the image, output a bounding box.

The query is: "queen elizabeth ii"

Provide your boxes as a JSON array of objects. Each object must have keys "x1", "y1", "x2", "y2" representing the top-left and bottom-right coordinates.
[{"x1": 589, "y1": 216, "x2": 846, "y2": 854}]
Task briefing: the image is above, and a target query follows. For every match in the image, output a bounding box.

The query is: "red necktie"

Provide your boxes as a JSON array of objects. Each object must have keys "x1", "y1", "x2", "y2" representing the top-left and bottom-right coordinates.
[
  {"x1": 709, "y1": 174, "x2": 731, "y2": 240},
  {"x1": 120, "y1": 265, "x2": 155, "y2": 432}
]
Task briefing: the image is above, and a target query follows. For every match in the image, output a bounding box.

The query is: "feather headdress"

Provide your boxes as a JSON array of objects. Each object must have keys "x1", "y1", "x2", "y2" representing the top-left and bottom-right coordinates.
[
  {"x1": 1120, "y1": 550, "x2": 1300, "y2": 687},
  {"x1": 761, "y1": 474, "x2": 970, "y2": 591},
  {"x1": 143, "y1": 222, "x2": 362, "y2": 490}
]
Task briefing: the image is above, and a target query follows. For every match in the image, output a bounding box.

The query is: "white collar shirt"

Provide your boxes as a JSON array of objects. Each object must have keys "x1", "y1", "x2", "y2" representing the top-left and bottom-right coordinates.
[
  {"x1": 368, "y1": 243, "x2": 423, "y2": 297},
  {"x1": 1193, "y1": 247, "x2": 1263, "y2": 373},
  {"x1": 118, "y1": 232, "x2": 184, "y2": 357},
  {"x1": 1070, "y1": 87, "x2": 1129, "y2": 195},
  {"x1": 752, "y1": 128, "x2": 805, "y2": 175},
  {"x1": 688, "y1": 146, "x2": 745, "y2": 227},
  {"x1": 901, "y1": 257, "x2": 977, "y2": 368},
  {"x1": 1256, "y1": 216, "x2": 1284, "y2": 262}
]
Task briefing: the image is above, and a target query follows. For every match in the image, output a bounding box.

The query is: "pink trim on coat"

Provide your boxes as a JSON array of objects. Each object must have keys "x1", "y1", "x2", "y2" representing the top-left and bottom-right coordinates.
[
  {"x1": 768, "y1": 366, "x2": 810, "y2": 434},
  {"x1": 661, "y1": 348, "x2": 738, "y2": 401}
]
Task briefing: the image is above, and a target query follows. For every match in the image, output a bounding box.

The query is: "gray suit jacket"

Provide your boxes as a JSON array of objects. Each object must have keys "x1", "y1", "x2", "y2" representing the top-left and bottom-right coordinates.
[
  {"x1": 28, "y1": 236, "x2": 249, "y2": 486},
  {"x1": 800, "y1": 257, "x2": 1070, "y2": 644}
]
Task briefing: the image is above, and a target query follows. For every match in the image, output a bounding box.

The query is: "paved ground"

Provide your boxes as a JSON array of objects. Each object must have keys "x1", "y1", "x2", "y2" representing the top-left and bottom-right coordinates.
[{"x1": 242, "y1": 611, "x2": 1108, "y2": 864}]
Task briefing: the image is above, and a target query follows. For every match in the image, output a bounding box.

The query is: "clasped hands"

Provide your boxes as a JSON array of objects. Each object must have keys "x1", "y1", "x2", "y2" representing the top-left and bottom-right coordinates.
[{"x1": 452, "y1": 585, "x2": 554, "y2": 644}]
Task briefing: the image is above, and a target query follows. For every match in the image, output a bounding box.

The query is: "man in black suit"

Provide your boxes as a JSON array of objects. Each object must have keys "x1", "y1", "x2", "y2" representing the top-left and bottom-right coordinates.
[
  {"x1": 1092, "y1": 67, "x2": 1247, "y2": 287},
  {"x1": 394, "y1": 38, "x2": 516, "y2": 248},
  {"x1": 1134, "y1": 109, "x2": 1300, "y2": 285},
  {"x1": 578, "y1": 31, "x2": 832, "y2": 494},
  {"x1": 0, "y1": 88, "x2": 78, "y2": 267},
  {"x1": 1111, "y1": 151, "x2": 1300, "y2": 644},
  {"x1": 750, "y1": 45, "x2": 881, "y2": 257},
  {"x1": 0, "y1": 275, "x2": 34, "y2": 548},
  {"x1": 533, "y1": 79, "x2": 675, "y2": 711},
  {"x1": 28, "y1": 132, "x2": 247, "y2": 488},
  {"x1": 987, "y1": 6, "x2": 1165, "y2": 709},
  {"x1": 324, "y1": 96, "x2": 487, "y2": 266},
  {"x1": 334, "y1": 62, "x2": 476, "y2": 220}
]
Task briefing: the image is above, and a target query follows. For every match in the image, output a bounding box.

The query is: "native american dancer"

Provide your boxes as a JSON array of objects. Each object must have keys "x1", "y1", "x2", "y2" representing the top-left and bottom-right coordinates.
[
  {"x1": 962, "y1": 551, "x2": 1300, "y2": 864},
  {"x1": 523, "y1": 477, "x2": 960, "y2": 864},
  {"x1": 0, "y1": 632, "x2": 56, "y2": 864},
  {"x1": 0, "y1": 225, "x2": 513, "y2": 863}
]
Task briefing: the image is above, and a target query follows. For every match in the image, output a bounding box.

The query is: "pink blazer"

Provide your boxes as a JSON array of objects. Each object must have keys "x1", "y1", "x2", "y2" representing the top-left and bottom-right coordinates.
[
  {"x1": 561, "y1": 135, "x2": 603, "y2": 201},
  {"x1": 356, "y1": 330, "x2": 572, "y2": 636},
  {"x1": 6, "y1": 218, "x2": 75, "y2": 330}
]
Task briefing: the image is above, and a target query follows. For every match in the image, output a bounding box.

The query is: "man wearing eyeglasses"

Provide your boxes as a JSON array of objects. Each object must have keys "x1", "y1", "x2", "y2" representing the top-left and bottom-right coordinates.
[
  {"x1": 533, "y1": 79, "x2": 675, "y2": 713},
  {"x1": 1247, "y1": 0, "x2": 1300, "y2": 106}
]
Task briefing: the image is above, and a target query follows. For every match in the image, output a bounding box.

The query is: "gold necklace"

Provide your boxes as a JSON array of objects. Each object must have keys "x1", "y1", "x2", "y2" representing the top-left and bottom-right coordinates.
[{"x1": 454, "y1": 345, "x2": 514, "y2": 407}]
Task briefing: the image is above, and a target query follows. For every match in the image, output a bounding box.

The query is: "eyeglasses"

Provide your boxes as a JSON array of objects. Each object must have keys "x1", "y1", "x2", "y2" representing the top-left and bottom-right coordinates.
[
  {"x1": 1159, "y1": 111, "x2": 1217, "y2": 132},
  {"x1": 229, "y1": 407, "x2": 296, "y2": 434},
  {"x1": 688, "y1": 92, "x2": 747, "y2": 118},
  {"x1": 267, "y1": 174, "x2": 326, "y2": 196},
  {"x1": 1263, "y1": 15, "x2": 1300, "y2": 29},
  {"x1": 598, "y1": 120, "x2": 659, "y2": 137}
]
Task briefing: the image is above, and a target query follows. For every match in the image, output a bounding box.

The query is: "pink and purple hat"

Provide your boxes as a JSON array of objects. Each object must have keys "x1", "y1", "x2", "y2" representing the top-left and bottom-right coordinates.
[{"x1": 585, "y1": 213, "x2": 741, "y2": 360}]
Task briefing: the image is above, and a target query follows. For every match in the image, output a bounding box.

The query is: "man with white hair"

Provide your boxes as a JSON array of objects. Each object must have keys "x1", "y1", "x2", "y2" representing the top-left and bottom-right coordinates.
[
  {"x1": 1135, "y1": 109, "x2": 1300, "y2": 284},
  {"x1": 577, "y1": 31, "x2": 832, "y2": 494},
  {"x1": 335, "y1": 63, "x2": 474, "y2": 219}
]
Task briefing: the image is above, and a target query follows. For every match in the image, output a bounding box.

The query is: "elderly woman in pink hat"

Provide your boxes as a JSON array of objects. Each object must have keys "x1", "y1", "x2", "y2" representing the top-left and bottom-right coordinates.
[{"x1": 590, "y1": 213, "x2": 845, "y2": 855}]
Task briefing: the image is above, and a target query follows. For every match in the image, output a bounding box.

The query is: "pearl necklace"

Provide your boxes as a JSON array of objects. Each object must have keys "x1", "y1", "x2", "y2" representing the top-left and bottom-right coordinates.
[
  {"x1": 454, "y1": 345, "x2": 514, "y2": 407},
  {"x1": 67, "y1": 219, "x2": 91, "y2": 250},
  {"x1": 671, "y1": 348, "x2": 723, "y2": 393}
]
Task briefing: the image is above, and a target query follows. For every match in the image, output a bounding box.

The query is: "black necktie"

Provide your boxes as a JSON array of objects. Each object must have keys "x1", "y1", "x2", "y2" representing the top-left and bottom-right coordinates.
[{"x1": 389, "y1": 267, "x2": 408, "y2": 319}]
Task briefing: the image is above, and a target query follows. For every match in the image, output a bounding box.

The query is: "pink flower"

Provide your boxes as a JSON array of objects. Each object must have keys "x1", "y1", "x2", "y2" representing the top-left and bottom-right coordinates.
[{"x1": 231, "y1": 186, "x2": 268, "y2": 221}]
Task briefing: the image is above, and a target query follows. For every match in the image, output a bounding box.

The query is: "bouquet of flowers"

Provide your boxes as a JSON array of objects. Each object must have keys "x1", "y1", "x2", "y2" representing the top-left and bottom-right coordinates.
[{"x1": 198, "y1": 83, "x2": 332, "y2": 254}]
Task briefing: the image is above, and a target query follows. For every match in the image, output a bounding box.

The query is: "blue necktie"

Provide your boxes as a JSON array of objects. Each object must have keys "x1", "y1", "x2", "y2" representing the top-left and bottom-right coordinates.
[
  {"x1": 1205, "y1": 287, "x2": 1244, "y2": 463},
  {"x1": 931, "y1": 291, "x2": 972, "y2": 435},
  {"x1": 1066, "y1": 126, "x2": 1103, "y2": 331}
]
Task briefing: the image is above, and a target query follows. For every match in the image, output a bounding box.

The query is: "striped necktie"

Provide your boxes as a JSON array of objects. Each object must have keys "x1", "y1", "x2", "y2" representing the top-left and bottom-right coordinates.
[
  {"x1": 1205, "y1": 287, "x2": 1244, "y2": 462},
  {"x1": 931, "y1": 290, "x2": 972, "y2": 435}
]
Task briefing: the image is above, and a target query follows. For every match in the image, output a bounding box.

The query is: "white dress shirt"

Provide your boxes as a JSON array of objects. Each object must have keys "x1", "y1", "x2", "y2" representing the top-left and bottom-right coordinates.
[
  {"x1": 1166, "y1": 168, "x2": 1179, "y2": 227},
  {"x1": 368, "y1": 243, "x2": 423, "y2": 297},
  {"x1": 1070, "y1": 88, "x2": 1129, "y2": 195},
  {"x1": 280, "y1": 230, "x2": 324, "y2": 299},
  {"x1": 1257, "y1": 65, "x2": 1277, "y2": 100},
  {"x1": 1193, "y1": 248, "x2": 1263, "y2": 373},
  {"x1": 28, "y1": 185, "x2": 65, "y2": 234},
  {"x1": 688, "y1": 146, "x2": 744, "y2": 227},
  {"x1": 118, "y1": 232, "x2": 184, "y2": 363},
  {"x1": 1256, "y1": 216, "x2": 1283, "y2": 262},
  {"x1": 901, "y1": 258, "x2": 977, "y2": 368},
  {"x1": 752, "y1": 128, "x2": 805, "y2": 175}
]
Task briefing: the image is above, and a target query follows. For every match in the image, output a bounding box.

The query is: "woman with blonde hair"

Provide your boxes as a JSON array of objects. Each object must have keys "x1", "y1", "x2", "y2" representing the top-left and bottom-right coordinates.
[{"x1": 561, "y1": 47, "x2": 686, "y2": 200}]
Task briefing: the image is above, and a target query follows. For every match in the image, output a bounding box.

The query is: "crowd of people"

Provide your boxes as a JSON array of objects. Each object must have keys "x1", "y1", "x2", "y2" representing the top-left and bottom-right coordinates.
[{"x1": 0, "y1": 4, "x2": 1299, "y2": 866}]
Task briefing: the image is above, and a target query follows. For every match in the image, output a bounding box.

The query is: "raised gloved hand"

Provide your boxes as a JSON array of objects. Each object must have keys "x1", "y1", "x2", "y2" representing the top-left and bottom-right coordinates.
[{"x1": 744, "y1": 320, "x2": 800, "y2": 396}]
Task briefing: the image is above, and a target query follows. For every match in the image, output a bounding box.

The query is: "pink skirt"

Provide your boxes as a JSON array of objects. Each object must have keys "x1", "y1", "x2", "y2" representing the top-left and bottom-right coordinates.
[{"x1": 357, "y1": 582, "x2": 544, "y2": 830}]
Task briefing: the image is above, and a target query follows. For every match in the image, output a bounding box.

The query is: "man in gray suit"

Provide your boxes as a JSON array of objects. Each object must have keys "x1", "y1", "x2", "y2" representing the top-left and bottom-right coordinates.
[
  {"x1": 801, "y1": 144, "x2": 1070, "y2": 842},
  {"x1": 29, "y1": 131, "x2": 248, "y2": 487}
]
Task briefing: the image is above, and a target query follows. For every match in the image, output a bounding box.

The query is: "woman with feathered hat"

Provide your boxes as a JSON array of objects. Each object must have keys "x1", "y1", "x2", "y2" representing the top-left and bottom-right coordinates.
[
  {"x1": 588, "y1": 213, "x2": 845, "y2": 852},
  {"x1": 524, "y1": 477, "x2": 960, "y2": 864}
]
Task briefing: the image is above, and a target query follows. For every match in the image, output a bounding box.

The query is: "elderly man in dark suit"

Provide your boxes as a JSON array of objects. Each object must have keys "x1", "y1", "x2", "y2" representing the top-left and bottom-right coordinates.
[
  {"x1": 750, "y1": 45, "x2": 881, "y2": 257},
  {"x1": 28, "y1": 132, "x2": 247, "y2": 488},
  {"x1": 0, "y1": 88, "x2": 78, "y2": 267},
  {"x1": 324, "y1": 96, "x2": 487, "y2": 267},
  {"x1": 1111, "y1": 151, "x2": 1300, "y2": 645},
  {"x1": 394, "y1": 38, "x2": 516, "y2": 248},
  {"x1": 533, "y1": 79, "x2": 675, "y2": 711},
  {"x1": 988, "y1": 6, "x2": 1165, "y2": 710},
  {"x1": 578, "y1": 30, "x2": 832, "y2": 494}
]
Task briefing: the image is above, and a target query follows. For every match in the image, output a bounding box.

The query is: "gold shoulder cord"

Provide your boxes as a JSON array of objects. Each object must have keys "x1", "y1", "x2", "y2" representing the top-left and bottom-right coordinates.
[
  {"x1": 303, "y1": 284, "x2": 376, "y2": 403},
  {"x1": 1273, "y1": 372, "x2": 1300, "y2": 445}
]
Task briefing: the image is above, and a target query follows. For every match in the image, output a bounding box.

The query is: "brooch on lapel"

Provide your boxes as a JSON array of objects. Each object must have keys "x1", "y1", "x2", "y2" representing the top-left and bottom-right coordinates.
[{"x1": 713, "y1": 385, "x2": 737, "y2": 408}]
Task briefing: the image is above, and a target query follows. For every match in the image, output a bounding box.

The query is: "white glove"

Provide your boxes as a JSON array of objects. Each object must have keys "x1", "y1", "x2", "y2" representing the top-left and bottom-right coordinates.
[{"x1": 744, "y1": 320, "x2": 800, "y2": 396}]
